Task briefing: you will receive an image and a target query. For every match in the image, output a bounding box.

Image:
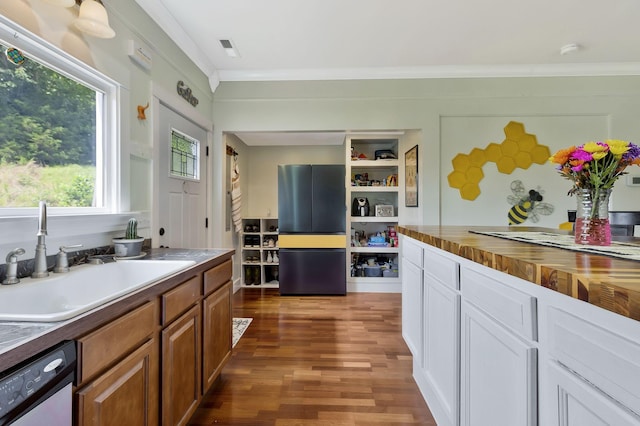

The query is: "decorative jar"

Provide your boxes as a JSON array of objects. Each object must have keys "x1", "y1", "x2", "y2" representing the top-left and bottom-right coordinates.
[{"x1": 574, "y1": 188, "x2": 611, "y2": 246}]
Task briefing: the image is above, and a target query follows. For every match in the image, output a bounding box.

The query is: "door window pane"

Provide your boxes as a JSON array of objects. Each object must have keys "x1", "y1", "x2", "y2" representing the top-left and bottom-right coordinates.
[{"x1": 170, "y1": 129, "x2": 200, "y2": 180}]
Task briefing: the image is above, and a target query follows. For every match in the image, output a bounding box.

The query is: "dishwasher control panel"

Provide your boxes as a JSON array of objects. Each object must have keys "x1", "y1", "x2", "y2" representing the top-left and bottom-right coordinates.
[{"x1": 0, "y1": 341, "x2": 75, "y2": 422}]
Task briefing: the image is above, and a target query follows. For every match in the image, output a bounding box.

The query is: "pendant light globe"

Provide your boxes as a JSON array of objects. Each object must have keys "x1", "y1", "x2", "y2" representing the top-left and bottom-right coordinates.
[{"x1": 73, "y1": 0, "x2": 115, "y2": 39}]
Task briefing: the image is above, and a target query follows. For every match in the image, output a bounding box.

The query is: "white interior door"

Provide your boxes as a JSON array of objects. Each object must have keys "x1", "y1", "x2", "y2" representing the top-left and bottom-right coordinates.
[{"x1": 158, "y1": 103, "x2": 207, "y2": 248}]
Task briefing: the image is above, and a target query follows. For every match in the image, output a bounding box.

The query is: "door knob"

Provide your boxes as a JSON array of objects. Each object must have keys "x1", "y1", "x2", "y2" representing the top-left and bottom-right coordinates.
[{"x1": 159, "y1": 227, "x2": 165, "y2": 236}]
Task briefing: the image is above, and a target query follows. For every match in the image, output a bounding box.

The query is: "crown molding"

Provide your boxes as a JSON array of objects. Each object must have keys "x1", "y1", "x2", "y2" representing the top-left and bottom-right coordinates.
[
  {"x1": 134, "y1": 0, "x2": 216, "y2": 78},
  {"x1": 217, "y1": 63, "x2": 640, "y2": 82}
]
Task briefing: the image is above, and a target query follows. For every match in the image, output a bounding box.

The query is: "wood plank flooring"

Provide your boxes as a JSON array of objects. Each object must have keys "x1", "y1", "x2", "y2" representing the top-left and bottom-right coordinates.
[{"x1": 189, "y1": 288, "x2": 435, "y2": 425}]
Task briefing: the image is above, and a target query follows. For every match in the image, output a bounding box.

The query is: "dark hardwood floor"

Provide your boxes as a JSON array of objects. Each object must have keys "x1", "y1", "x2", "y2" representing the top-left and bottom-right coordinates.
[{"x1": 189, "y1": 288, "x2": 435, "y2": 425}]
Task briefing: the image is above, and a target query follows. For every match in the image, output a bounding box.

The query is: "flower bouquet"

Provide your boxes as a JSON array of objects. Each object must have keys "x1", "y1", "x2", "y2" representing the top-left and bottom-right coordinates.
[{"x1": 549, "y1": 139, "x2": 640, "y2": 245}]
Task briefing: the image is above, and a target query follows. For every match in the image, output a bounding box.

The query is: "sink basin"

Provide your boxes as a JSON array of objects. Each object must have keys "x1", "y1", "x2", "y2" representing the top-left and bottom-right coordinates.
[{"x1": 0, "y1": 260, "x2": 196, "y2": 322}]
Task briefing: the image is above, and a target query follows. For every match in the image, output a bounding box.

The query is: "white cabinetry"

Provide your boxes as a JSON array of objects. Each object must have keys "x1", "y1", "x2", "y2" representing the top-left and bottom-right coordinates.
[
  {"x1": 402, "y1": 237, "x2": 461, "y2": 426},
  {"x1": 346, "y1": 136, "x2": 401, "y2": 292},
  {"x1": 548, "y1": 362, "x2": 640, "y2": 426},
  {"x1": 401, "y1": 233, "x2": 640, "y2": 426},
  {"x1": 544, "y1": 304, "x2": 640, "y2": 425},
  {"x1": 401, "y1": 236, "x2": 423, "y2": 359},
  {"x1": 240, "y1": 217, "x2": 279, "y2": 287},
  {"x1": 460, "y1": 267, "x2": 537, "y2": 426},
  {"x1": 460, "y1": 301, "x2": 537, "y2": 426},
  {"x1": 422, "y1": 253, "x2": 460, "y2": 426}
]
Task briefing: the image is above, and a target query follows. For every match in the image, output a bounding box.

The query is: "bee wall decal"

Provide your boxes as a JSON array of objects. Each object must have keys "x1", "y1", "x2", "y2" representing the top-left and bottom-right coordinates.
[{"x1": 507, "y1": 180, "x2": 554, "y2": 225}]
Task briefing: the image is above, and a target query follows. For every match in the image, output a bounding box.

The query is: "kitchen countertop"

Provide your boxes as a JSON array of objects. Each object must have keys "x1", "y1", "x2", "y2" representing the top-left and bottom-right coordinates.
[
  {"x1": 0, "y1": 248, "x2": 233, "y2": 371},
  {"x1": 398, "y1": 225, "x2": 640, "y2": 321}
]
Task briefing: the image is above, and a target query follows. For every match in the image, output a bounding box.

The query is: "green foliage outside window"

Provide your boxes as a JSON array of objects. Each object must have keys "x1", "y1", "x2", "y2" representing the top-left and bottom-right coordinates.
[{"x1": 0, "y1": 43, "x2": 97, "y2": 207}]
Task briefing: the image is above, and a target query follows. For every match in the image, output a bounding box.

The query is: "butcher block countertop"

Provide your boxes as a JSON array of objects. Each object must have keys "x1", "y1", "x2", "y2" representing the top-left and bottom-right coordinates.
[{"x1": 398, "y1": 225, "x2": 640, "y2": 321}]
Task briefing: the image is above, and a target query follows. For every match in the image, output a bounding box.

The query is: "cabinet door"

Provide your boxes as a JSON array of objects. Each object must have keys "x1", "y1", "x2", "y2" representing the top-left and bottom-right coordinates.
[
  {"x1": 202, "y1": 281, "x2": 232, "y2": 392},
  {"x1": 422, "y1": 275, "x2": 460, "y2": 426},
  {"x1": 401, "y1": 257, "x2": 422, "y2": 359},
  {"x1": 162, "y1": 304, "x2": 201, "y2": 426},
  {"x1": 460, "y1": 301, "x2": 537, "y2": 426},
  {"x1": 76, "y1": 338, "x2": 159, "y2": 426},
  {"x1": 547, "y1": 362, "x2": 640, "y2": 426}
]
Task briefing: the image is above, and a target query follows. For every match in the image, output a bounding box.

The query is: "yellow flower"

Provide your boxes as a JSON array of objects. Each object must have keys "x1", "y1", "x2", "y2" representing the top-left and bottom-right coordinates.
[
  {"x1": 591, "y1": 151, "x2": 607, "y2": 160},
  {"x1": 582, "y1": 141, "x2": 607, "y2": 153},
  {"x1": 606, "y1": 139, "x2": 630, "y2": 157}
]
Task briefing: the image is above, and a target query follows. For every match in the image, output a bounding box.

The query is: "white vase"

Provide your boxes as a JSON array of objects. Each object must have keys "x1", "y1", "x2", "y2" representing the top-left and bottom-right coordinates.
[
  {"x1": 266, "y1": 251, "x2": 273, "y2": 263},
  {"x1": 273, "y1": 251, "x2": 279, "y2": 263}
]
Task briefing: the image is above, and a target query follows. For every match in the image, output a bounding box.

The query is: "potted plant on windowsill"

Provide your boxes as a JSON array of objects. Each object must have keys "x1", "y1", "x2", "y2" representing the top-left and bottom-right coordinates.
[{"x1": 112, "y1": 218, "x2": 144, "y2": 257}]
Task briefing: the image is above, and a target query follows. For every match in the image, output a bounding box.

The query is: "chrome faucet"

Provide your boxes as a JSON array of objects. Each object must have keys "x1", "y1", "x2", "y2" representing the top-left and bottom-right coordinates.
[
  {"x1": 3, "y1": 248, "x2": 25, "y2": 285},
  {"x1": 54, "y1": 244, "x2": 83, "y2": 273},
  {"x1": 32, "y1": 200, "x2": 49, "y2": 278}
]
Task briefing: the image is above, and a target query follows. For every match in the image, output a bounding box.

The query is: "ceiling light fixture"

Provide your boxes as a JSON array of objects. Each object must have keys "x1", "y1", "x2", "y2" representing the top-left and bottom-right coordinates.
[
  {"x1": 44, "y1": 0, "x2": 116, "y2": 39},
  {"x1": 74, "y1": 0, "x2": 115, "y2": 39},
  {"x1": 219, "y1": 39, "x2": 240, "y2": 58},
  {"x1": 560, "y1": 43, "x2": 580, "y2": 55}
]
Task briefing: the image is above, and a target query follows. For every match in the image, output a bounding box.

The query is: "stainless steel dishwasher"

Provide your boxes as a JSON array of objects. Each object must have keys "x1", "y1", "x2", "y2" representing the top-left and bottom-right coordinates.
[{"x1": 0, "y1": 341, "x2": 76, "y2": 425}]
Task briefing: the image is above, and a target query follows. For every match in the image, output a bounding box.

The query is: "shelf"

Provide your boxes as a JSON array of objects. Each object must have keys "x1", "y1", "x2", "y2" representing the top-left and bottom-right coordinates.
[
  {"x1": 350, "y1": 246, "x2": 399, "y2": 254},
  {"x1": 348, "y1": 276, "x2": 400, "y2": 283},
  {"x1": 241, "y1": 217, "x2": 279, "y2": 287},
  {"x1": 350, "y1": 159, "x2": 399, "y2": 168},
  {"x1": 350, "y1": 186, "x2": 399, "y2": 193},
  {"x1": 349, "y1": 216, "x2": 398, "y2": 223}
]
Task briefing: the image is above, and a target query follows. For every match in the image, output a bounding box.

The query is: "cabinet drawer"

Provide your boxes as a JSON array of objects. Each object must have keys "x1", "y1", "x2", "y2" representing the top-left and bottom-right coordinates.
[
  {"x1": 423, "y1": 247, "x2": 459, "y2": 290},
  {"x1": 162, "y1": 275, "x2": 200, "y2": 325},
  {"x1": 403, "y1": 237, "x2": 423, "y2": 268},
  {"x1": 461, "y1": 267, "x2": 537, "y2": 341},
  {"x1": 203, "y1": 259, "x2": 232, "y2": 295},
  {"x1": 548, "y1": 307, "x2": 640, "y2": 416},
  {"x1": 77, "y1": 300, "x2": 157, "y2": 384}
]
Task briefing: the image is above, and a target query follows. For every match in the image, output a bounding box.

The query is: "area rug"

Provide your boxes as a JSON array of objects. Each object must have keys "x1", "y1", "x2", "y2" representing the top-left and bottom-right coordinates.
[{"x1": 232, "y1": 317, "x2": 252, "y2": 348}]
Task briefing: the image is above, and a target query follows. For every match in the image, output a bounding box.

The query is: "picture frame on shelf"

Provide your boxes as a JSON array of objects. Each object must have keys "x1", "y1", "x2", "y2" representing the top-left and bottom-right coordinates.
[{"x1": 405, "y1": 145, "x2": 418, "y2": 207}]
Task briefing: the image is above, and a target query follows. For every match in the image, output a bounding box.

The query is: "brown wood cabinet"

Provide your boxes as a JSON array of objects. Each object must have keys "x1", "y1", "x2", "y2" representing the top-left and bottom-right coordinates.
[
  {"x1": 76, "y1": 337, "x2": 159, "y2": 426},
  {"x1": 202, "y1": 280, "x2": 232, "y2": 390},
  {"x1": 72, "y1": 256, "x2": 233, "y2": 426},
  {"x1": 162, "y1": 304, "x2": 201, "y2": 426}
]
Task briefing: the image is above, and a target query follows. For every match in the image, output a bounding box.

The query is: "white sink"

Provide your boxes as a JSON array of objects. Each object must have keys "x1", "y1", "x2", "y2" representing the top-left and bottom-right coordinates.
[{"x1": 0, "y1": 260, "x2": 196, "y2": 322}]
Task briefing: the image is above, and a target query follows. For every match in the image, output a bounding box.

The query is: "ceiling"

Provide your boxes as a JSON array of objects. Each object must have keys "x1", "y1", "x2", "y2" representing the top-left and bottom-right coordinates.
[
  {"x1": 136, "y1": 0, "x2": 640, "y2": 89},
  {"x1": 133, "y1": 0, "x2": 640, "y2": 146}
]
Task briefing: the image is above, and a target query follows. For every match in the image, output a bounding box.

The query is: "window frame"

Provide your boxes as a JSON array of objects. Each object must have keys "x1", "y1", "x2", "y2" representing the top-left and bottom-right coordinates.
[{"x1": 0, "y1": 15, "x2": 120, "y2": 217}]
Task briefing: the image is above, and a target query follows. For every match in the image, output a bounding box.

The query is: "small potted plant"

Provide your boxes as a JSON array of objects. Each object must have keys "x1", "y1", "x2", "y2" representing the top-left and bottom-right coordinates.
[{"x1": 112, "y1": 218, "x2": 145, "y2": 257}]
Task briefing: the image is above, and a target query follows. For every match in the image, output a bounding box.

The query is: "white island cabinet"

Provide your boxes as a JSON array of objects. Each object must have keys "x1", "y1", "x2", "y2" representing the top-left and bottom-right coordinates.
[{"x1": 400, "y1": 233, "x2": 640, "y2": 426}]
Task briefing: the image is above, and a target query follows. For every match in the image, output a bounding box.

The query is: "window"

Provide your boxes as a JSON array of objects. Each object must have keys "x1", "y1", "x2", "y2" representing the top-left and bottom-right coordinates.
[
  {"x1": 0, "y1": 18, "x2": 118, "y2": 215},
  {"x1": 170, "y1": 129, "x2": 200, "y2": 181}
]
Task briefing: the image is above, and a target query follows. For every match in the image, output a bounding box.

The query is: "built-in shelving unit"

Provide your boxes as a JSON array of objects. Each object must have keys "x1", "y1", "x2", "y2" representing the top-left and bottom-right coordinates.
[
  {"x1": 346, "y1": 135, "x2": 401, "y2": 292},
  {"x1": 240, "y1": 217, "x2": 279, "y2": 287}
]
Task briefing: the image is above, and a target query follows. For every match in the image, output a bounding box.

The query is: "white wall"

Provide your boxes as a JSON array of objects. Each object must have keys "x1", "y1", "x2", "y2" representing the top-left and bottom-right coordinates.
[{"x1": 211, "y1": 77, "x2": 640, "y2": 232}]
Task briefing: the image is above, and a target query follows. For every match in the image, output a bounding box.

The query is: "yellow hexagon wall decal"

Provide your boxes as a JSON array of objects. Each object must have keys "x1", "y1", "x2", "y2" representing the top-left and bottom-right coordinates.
[
  {"x1": 518, "y1": 134, "x2": 538, "y2": 152},
  {"x1": 501, "y1": 139, "x2": 519, "y2": 157},
  {"x1": 466, "y1": 166, "x2": 484, "y2": 184},
  {"x1": 504, "y1": 121, "x2": 525, "y2": 139},
  {"x1": 468, "y1": 148, "x2": 487, "y2": 166},
  {"x1": 451, "y1": 153, "x2": 471, "y2": 171},
  {"x1": 514, "y1": 151, "x2": 532, "y2": 169},
  {"x1": 460, "y1": 183, "x2": 481, "y2": 201},
  {"x1": 531, "y1": 145, "x2": 551, "y2": 164},
  {"x1": 484, "y1": 143, "x2": 502, "y2": 162},
  {"x1": 447, "y1": 170, "x2": 466, "y2": 189},
  {"x1": 447, "y1": 121, "x2": 551, "y2": 200},
  {"x1": 496, "y1": 156, "x2": 517, "y2": 174}
]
